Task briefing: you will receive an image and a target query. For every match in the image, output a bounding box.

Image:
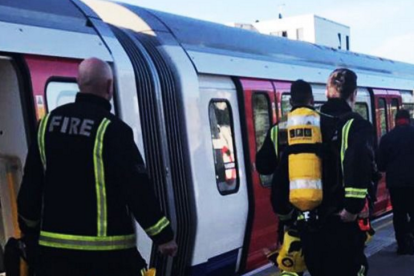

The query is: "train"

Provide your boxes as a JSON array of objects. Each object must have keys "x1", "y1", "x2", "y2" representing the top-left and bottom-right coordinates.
[{"x1": 1, "y1": 0, "x2": 414, "y2": 275}]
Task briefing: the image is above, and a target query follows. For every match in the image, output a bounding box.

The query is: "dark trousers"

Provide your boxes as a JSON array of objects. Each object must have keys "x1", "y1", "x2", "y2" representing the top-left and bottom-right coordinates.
[
  {"x1": 37, "y1": 247, "x2": 147, "y2": 276},
  {"x1": 300, "y1": 217, "x2": 368, "y2": 276},
  {"x1": 389, "y1": 187, "x2": 414, "y2": 249}
]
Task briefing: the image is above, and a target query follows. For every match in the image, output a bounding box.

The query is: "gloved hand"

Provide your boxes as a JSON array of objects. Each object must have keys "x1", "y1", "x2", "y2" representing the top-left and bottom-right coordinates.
[
  {"x1": 338, "y1": 209, "x2": 358, "y2": 222},
  {"x1": 21, "y1": 233, "x2": 39, "y2": 268},
  {"x1": 158, "y1": 240, "x2": 178, "y2": 257}
]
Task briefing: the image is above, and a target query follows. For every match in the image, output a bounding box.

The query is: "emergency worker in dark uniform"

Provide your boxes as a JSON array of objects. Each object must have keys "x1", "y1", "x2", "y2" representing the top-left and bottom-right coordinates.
[
  {"x1": 256, "y1": 80, "x2": 314, "y2": 174},
  {"x1": 377, "y1": 109, "x2": 414, "y2": 254},
  {"x1": 273, "y1": 68, "x2": 374, "y2": 276},
  {"x1": 256, "y1": 80, "x2": 313, "y2": 276},
  {"x1": 17, "y1": 58, "x2": 177, "y2": 276}
]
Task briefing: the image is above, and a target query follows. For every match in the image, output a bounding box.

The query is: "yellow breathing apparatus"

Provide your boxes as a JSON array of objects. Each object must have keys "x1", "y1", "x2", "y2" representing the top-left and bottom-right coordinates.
[
  {"x1": 287, "y1": 107, "x2": 323, "y2": 211},
  {"x1": 277, "y1": 228, "x2": 307, "y2": 273}
]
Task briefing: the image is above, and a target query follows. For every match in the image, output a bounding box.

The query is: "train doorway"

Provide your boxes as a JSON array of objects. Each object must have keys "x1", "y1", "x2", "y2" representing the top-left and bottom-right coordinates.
[{"x1": 0, "y1": 57, "x2": 29, "y2": 269}]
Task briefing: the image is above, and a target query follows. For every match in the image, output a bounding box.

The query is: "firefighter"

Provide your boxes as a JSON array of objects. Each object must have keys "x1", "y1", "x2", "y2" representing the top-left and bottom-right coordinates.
[
  {"x1": 256, "y1": 80, "x2": 313, "y2": 176},
  {"x1": 17, "y1": 58, "x2": 177, "y2": 276},
  {"x1": 257, "y1": 80, "x2": 314, "y2": 276},
  {"x1": 377, "y1": 109, "x2": 414, "y2": 255},
  {"x1": 273, "y1": 68, "x2": 374, "y2": 276}
]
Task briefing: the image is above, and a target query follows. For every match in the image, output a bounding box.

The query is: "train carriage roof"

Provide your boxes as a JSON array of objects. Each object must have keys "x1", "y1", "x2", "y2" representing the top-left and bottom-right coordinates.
[
  {"x1": 119, "y1": 3, "x2": 414, "y2": 83},
  {"x1": 0, "y1": 0, "x2": 95, "y2": 33}
]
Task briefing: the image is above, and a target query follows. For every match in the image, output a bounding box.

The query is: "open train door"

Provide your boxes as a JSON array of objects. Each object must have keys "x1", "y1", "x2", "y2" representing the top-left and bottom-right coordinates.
[
  {"x1": 237, "y1": 78, "x2": 279, "y2": 272},
  {"x1": 372, "y1": 89, "x2": 402, "y2": 215},
  {"x1": 0, "y1": 54, "x2": 82, "y2": 275},
  {"x1": 0, "y1": 55, "x2": 36, "y2": 274}
]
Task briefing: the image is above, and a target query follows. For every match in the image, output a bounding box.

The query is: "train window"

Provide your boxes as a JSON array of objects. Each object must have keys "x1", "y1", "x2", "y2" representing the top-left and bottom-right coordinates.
[
  {"x1": 281, "y1": 93, "x2": 291, "y2": 118},
  {"x1": 253, "y1": 94, "x2": 272, "y2": 150},
  {"x1": 253, "y1": 93, "x2": 272, "y2": 187},
  {"x1": 378, "y1": 98, "x2": 388, "y2": 138},
  {"x1": 46, "y1": 81, "x2": 79, "y2": 111},
  {"x1": 354, "y1": 103, "x2": 369, "y2": 120},
  {"x1": 403, "y1": 103, "x2": 414, "y2": 120},
  {"x1": 390, "y1": 99, "x2": 399, "y2": 127},
  {"x1": 209, "y1": 101, "x2": 239, "y2": 195}
]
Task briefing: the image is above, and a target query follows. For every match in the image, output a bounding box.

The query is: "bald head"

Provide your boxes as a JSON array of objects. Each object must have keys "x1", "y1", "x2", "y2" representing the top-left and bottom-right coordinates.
[{"x1": 78, "y1": 58, "x2": 113, "y2": 100}]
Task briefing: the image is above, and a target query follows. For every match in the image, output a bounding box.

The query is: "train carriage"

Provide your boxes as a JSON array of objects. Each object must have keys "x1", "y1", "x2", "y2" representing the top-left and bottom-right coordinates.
[{"x1": 1, "y1": 0, "x2": 414, "y2": 275}]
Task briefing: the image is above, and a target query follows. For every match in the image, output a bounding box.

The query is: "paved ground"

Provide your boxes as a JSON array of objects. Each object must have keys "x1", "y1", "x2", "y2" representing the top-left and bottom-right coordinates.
[{"x1": 247, "y1": 213, "x2": 414, "y2": 276}]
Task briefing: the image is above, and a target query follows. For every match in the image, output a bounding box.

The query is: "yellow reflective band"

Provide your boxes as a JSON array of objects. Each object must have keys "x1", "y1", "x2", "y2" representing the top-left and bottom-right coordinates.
[
  {"x1": 19, "y1": 215, "x2": 39, "y2": 228},
  {"x1": 270, "y1": 125, "x2": 279, "y2": 157},
  {"x1": 340, "y1": 119, "x2": 354, "y2": 180},
  {"x1": 145, "y1": 217, "x2": 170, "y2": 237},
  {"x1": 94, "y1": 118, "x2": 111, "y2": 237},
  {"x1": 345, "y1": 188, "x2": 368, "y2": 193},
  {"x1": 280, "y1": 271, "x2": 301, "y2": 276},
  {"x1": 39, "y1": 231, "x2": 136, "y2": 251},
  {"x1": 345, "y1": 187, "x2": 367, "y2": 198},
  {"x1": 38, "y1": 114, "x2": 51, "y2": 170}
]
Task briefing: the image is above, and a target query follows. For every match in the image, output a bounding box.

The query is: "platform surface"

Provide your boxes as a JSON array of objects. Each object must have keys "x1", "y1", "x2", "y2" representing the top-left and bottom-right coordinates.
[{"x1": 247, "y1": 214, "x2": 414, "y2": 276}]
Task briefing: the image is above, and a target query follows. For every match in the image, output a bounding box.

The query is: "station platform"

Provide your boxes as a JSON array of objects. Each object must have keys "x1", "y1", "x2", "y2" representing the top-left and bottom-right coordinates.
[{"x1": 246, "y1": 213, "x2": 414, "y2": 276}]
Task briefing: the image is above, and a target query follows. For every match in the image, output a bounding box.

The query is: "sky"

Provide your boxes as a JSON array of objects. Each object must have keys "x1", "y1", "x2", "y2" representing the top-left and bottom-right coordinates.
[{"x1": 110, "y1": 0, "x2": 414, "y2": 64}]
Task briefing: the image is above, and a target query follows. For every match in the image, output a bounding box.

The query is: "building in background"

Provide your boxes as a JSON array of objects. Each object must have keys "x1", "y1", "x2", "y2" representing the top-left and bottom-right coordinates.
[{"x1": 230, "y1": 14, "x2": 350, "y2": 50}]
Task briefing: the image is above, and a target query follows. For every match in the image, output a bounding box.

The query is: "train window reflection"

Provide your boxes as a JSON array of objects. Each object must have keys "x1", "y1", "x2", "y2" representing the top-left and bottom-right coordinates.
[
  {"x1": 253, "y1": 94, "x2": 272, "y2": 151},
  {"x1": 390, "y1": 99, "x2": 399, "y2": 128},
  {"x1": 378, "y1": 98, "x2": 388, "y2": 138},
  {"x1": 253, "y1": 93, "x2": 273, "y2": 187},
  {"x1": 354, "y1": 103, "x2": 369, "y2": 120},
  {"x1": 281, "y1": 93, "x2": 291, "y2": 118},
  {"x1": 46, "y1": 81, "x2": 78, "y2": 111},
  {"x1": 209, "y1": 101, "x2": 239, "y2": 195}
]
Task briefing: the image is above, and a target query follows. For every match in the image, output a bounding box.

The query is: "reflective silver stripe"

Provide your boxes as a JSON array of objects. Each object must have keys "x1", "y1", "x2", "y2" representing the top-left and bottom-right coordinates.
[
  {"x1": 287, "y1": 115, "x2": 320, "y2": 127},
  {"x1": 290, "y1": 179, "x2": 322, "y2": 190},
  {"x1": 94, "y1": 119, "x2": 111, "y2": 237},
  {"x1": 38, "y1": 114, "x2": 51, "y2": 170},
  {"x1": 39, "y1": 231, "x2": 136, "y2": 251}
]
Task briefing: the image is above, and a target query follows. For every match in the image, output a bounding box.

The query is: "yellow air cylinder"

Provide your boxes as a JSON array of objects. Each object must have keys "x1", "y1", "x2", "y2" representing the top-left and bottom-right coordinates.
[{"x1": 287, "y1": 108, "x2": 322, "y2": 211}]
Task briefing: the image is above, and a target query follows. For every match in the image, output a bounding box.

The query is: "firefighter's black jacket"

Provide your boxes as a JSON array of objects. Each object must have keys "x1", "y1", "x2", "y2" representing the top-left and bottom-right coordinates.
[
  {"x1": 377, "y1": 123, "x2": 414, "y2": 188},
  {"x1": 256, "y1": 122, "x2": 289, "y2": 175},
  {"x1": 18, "y1": 93, "x2": 174, "y2": 249},
  {"x1": 256, "y1": 125, "x2": 279, "y2": 175},
  {"x1": 272, "y1": 98, "x2": 375, "y2": 219}
]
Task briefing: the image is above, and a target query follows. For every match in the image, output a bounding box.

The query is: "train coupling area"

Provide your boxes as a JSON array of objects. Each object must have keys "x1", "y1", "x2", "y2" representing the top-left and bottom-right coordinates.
[{"x1": 246, "y1": 213, "x2": 414, "y2": 276}]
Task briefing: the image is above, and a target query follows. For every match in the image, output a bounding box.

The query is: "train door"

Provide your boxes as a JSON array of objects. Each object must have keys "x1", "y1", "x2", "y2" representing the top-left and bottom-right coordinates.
[
  {"x1": 238, "y1": 79, "x2": 277, "y2": 272},
  {"x1": 384, "y1": 91, "x2": 402, "y2": 212},
  {"x1": 373, "y1": 90, "x2": 393, "y2": 214},
  {"x1": 0, "y1": 56, "x2": 31, "y2": 271},
  {"x1": 387, "y1": 91, "x2": 402, "y2": 129},
  {"x1": 0, "y1": 54, "x2": 80, "y2": 271},
  {"x1": 189, "y1": 75, "x2": 248, "y2": 276}
]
